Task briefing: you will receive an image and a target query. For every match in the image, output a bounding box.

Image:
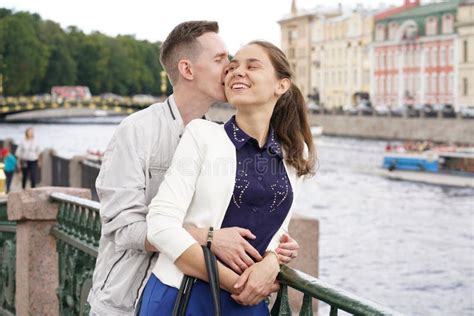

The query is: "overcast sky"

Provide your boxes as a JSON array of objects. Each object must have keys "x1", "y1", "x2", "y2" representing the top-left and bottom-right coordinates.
[{"x1": 2, "y1": 0, "x2": 406, "y2": 54}]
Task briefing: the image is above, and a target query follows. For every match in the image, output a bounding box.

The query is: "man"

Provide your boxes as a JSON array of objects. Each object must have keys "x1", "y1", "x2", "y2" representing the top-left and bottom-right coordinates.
[{"x1": 88, "y1": 21, "x2": 299, "y2": 315}]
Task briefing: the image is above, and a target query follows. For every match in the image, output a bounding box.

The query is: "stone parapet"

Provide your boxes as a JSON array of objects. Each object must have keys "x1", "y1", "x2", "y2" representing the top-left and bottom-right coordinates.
[{"x1": 7, "y1": 187, "x2": 90, "y2": 316}]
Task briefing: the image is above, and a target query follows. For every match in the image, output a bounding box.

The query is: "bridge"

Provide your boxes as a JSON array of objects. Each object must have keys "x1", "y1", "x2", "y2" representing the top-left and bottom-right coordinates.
[{"x1": 0, "y1": 96, "x2": 156, "y2": 118}]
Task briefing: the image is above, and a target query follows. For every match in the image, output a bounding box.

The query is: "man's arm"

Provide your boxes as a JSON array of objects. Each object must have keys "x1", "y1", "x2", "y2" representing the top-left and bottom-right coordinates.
[{"x1": 97, "y1": 121, "x2": 148, "y2": 252}]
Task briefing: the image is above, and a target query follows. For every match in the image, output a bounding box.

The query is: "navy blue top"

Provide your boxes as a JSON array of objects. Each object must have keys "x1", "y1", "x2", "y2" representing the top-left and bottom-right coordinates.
[{"x1": 220, "y1": 116, "x2": 293, "y2": 256}]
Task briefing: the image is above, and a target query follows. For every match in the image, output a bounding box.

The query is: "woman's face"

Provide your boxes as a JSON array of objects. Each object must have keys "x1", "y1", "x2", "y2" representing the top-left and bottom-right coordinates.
[
  {"x1": 26, "y1": 128, "x2": 33, "y2": 139},
  {"x1": 224, "y1": 44, "x2": 284, "y2": 109}
]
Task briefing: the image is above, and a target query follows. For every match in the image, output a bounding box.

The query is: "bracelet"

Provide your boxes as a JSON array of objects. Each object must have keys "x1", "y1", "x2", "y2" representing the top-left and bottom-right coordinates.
[{"x1": 206, "y1": 226, "x2": 214, "y2": 248}]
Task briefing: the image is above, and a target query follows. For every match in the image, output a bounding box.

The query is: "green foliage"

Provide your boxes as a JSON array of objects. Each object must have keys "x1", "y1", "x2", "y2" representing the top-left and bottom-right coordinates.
[{"x1": 0, "y1": 9, "x2": 167, "y2": 96}]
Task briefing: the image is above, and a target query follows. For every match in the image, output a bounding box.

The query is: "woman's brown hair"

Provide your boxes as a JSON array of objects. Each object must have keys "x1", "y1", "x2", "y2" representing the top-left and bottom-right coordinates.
[{"x1": 249, "y1": 40, "x2": 316, "y2": 177}]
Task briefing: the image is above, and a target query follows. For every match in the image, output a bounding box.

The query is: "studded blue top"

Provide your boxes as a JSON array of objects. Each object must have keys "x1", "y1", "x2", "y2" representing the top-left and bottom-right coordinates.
[{"x1": 220, "y1": 116, "x2": 293, "y2": 256}]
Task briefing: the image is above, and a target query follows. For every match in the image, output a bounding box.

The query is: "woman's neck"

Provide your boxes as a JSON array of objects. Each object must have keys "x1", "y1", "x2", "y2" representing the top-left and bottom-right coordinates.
[{"x1": 235, "y1": 109, "x2": 273, "y2": 147}]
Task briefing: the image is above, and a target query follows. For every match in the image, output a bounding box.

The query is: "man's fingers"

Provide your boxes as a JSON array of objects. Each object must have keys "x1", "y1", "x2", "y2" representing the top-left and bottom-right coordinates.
[
  {"x1": 228, "y1": 262, "x2": 243, "y2": 275},
  {"x1": 241, "y1": 252, "x2": 256, "y2": 267},
  {"x1": 238, "y1": 227, "x2": 256, "y2": 239},
  {"x1": 278, "y1": 240, "x2": 299, "y2": 251},
  {"x1": 244, "y1": 242, "x2": 263, "y2": 261}
]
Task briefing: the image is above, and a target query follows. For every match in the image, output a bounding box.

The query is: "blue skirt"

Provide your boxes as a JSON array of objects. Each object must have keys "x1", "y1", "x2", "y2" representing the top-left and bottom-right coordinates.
[{"x1": 138, "y1": 273, "x2": 269, "y2": 316}]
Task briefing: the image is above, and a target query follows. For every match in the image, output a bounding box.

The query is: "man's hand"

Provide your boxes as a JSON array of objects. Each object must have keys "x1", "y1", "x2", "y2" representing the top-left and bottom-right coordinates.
[
  {"x1": 275, "y1": 233, "x2": 299, "y2": 264},
  {"x1": 212, "y1": 227, "x2": 263, "y2": 274},
  {"x1": 231, "y1": 252, "x2": 280, "y2": 305}
]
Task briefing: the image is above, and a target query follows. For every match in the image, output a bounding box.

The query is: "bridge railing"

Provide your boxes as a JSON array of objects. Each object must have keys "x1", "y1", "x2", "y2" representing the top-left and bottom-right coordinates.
[
  {"x1": 52, "y1": 155, "x2": 70, "y2": 187},
  {"x1": 80, "y1": 161, "x2": 101, "y2": 201},
  {"x1": 0, "y1": 198, "x2": 16, "y2": 316}
]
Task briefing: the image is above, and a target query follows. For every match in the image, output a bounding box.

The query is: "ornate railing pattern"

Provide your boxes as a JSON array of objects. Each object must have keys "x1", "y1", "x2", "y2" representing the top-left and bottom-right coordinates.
[
  {"x1": 50, "y1": 193, "x2": 100, "y2": 316},
  {"x1": 0, "y1": 198, "x2": 16, "y2": 316},
  {"x1": 272, "y1": 265, "x2": 403, "y2": 316}
]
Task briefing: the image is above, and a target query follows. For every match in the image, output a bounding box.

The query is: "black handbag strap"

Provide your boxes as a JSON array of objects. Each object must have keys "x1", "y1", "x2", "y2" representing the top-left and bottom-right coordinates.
[{"x1": 172, "y1": 245, "x2": 221, "y2": 316}]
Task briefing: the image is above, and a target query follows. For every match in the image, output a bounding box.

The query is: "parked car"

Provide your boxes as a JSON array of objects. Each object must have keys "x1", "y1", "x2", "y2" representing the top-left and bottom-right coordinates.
[
  {"x1": 390, "y1": 105, "x2": 408, "y2": 117},
  {"x1": 459, "y1": 105, "x2": 474, "y2": 119},
  {"x1": 414, "y1": 103, "x2": 436, "y2": 117},
  {"x1": 132, "y1": 94, "x2": 157, "y2": 105},
  {"x1": 343, "y1": 104, "x2": 358, "y2": 115},
  {"x1": 441, "y1": 104, "x2": 456, "y2": 118},
  {"x1": 306, "y1": 100, "x2": 321, "y2": 113},
  {"x1": 356, "y1": 102, "x2": 373, "y2": 115},
  {"x1": 100, "y1": 93, "x2": 125, "y2": 103},
  {"x1": 374, "y1": 104, "x2": 390, "y2": 116}
]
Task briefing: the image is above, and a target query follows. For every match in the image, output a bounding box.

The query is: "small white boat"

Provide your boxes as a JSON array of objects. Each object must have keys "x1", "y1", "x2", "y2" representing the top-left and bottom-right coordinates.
[{"x1": 311, "y1": 126, "x2": 323, "y2": 137}]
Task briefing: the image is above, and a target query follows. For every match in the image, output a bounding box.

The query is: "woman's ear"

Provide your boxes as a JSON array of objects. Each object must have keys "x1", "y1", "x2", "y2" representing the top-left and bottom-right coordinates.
[
  {"x1": 275, "y1": 78, "x2": 291, "y2": 97},
  {"x1": 177, "y1": 59, "x2": 194, "y2": 81}
]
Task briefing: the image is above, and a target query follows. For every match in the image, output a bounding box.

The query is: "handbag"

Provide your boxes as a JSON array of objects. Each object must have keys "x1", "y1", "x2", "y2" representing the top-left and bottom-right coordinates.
[{"x1": 172, "y1": 232, "x2": 221, "y2": 316}]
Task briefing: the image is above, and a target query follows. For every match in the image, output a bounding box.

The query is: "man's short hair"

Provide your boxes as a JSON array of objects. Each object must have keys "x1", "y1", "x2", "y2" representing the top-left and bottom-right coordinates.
[{"x1": 160, "y1": 21, "x2": 219, "y2": 85}]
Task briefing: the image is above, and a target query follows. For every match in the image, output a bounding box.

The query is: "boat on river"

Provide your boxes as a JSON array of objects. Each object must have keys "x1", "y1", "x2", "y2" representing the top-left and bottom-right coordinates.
[{"x1": 380, "y1": 147, "x2": 474, "y2": 188}]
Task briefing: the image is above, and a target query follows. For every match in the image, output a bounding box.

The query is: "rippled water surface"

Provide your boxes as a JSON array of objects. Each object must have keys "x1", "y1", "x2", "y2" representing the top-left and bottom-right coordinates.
[{"x1": 1, "y1": 119, "x2": 473, "y2": 315}]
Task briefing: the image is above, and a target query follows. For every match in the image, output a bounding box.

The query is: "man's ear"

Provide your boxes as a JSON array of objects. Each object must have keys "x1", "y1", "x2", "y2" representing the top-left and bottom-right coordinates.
[
  {"x1": 178, "y1": 59, "x2": 193, "y2": 81},
  {"x1": 275, "y1": 78, "x2": 291, "y2": 96}
]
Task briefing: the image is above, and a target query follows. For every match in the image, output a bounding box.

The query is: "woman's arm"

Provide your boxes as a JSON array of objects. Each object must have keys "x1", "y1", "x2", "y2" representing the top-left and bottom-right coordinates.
[{"x1": 174, "y1": 243, "x2": 241, "y2": 294}]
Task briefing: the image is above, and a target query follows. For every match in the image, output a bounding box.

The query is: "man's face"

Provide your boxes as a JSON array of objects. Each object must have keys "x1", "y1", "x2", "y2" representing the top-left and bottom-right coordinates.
[{"x1": 192, "y1": 32, "x2": 229, "y2": 102}]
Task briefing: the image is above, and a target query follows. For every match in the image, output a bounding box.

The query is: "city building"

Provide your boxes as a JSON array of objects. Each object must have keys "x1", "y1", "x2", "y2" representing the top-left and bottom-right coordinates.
[
  {"x1": 278, "y1": 0, "x2": 340, "y2": 100},
  {"x1": 456, "y1": 0, "x2": 474, "y2": 107},
  {"x1": 371, "y1": 0, "x2": 460, "y2": 108},
  {"x1": 312, "y1": 6, "x2": 375, "y2": 108}
]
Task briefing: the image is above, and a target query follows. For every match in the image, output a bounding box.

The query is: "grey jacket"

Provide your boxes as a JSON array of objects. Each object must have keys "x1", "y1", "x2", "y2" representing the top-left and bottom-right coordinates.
[{"x1": 88, "y1": 96, "x2": 184, "y2": 315}]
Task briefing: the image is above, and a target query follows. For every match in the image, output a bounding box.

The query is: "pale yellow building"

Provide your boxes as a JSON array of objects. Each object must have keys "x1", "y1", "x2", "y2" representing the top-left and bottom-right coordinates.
[
  {"x1": 312, "y1": 7, "x2": 375, "y2": 108},
  {"x1": 456, "y1": 0, "x2": 474, "y2": 107},
  {"x1": 278, "y1": 0, "x2": 316, "y2": 99}
]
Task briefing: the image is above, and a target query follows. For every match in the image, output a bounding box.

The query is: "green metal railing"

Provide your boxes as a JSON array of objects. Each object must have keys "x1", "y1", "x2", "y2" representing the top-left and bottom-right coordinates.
[
  {"x1": 50, "y1": 192, "x2": 101, "y2": 316},
  {"x1": 0, "y1": 198, "x2": 16, "y2": 316},
  {"x1": 49, "y1": 192, "x2": 402, "y2": 316},
  {"x1": 272, "y1": 266, "x2": 403, "y2": 315}
]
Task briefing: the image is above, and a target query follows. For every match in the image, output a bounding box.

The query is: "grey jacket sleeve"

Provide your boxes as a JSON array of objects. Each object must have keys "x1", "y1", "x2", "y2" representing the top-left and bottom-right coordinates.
[{"x1": 95, "y1": 121, "x2": 148, "y2": 252}]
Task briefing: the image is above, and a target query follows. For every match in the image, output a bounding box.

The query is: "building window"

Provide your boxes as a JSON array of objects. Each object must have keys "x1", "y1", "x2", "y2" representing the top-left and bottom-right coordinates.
[
  {"x1": 440, "y1": 47, "x2": 446, "y2": 66},
  {"x1": 439, "y1": 73, "x2": 445, "y2": 94},
  {"x1": 288, "y1": 29, "x2": 298, "y2": 44},
  {"x1": 463, "y1": 78, "x2": 469, "y2": 96},
  {"x1": 448, "y1": 73, "x2": 453, "y2": 94},
  {"x1": 387, "y1": 76, "x2": 391, "y2": 94},
  {"x1": 425, "y1": 17, "x2": 438, "y2": 36},
  {"x1": 376, "y1": 24, "x2": 386, "y2": 41},
  {"x1": 426, "y1": 74, "x2": 430, "y2": 94},
  {"x1": 431, "y1": 48, "x2": 438, "y2": 67},
  {"x1": 442, "y1": 14, "x2": 454, "y2": 34},
  {"x1": 389, "y1": 22, "x2": 399, "y2": 40},
  {"x1": 464, "y1": 40, "x2": 469, "y2": 63},
  {"x1": 394, "y1": 75, "x2": 398, "y2": 94},
  {"x1": 289, "y1": 48, "x2": 295, "y2": 59},
  {"x1": 431, "y1": 74, "x2": 437, "y2": 95},
  {"x1": 426, "y1": 49, "x2": 431, "y2": 67}
]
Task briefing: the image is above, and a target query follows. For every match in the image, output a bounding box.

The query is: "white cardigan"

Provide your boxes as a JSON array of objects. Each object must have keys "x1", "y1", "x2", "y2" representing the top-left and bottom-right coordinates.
[{"x1": 146, "y1": 119, "x2": 304, "y2": 289}]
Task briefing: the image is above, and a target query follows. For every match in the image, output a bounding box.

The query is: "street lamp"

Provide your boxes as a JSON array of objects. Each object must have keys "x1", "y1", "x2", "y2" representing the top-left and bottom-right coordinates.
[{"x1": 160, "y1": 71, "x2": 168, "y2": 96}]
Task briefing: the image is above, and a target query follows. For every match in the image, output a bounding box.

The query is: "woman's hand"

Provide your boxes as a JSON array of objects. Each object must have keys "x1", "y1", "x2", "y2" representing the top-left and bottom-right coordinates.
[
  {"x1": 276, "y1": 233, "x2": 299, "y2": 264},
  {"x1": 231, "y1": 252, "x2": 280, "y2": 305}
]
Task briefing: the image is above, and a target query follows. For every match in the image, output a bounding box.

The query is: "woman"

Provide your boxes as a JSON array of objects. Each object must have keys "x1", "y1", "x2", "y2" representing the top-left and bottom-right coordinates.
[
  {"x1": 142, "y1": 41, "x2": 316, "y2": 315},
  {"x1": 15, "y1": 127, "x2": 41, "y2": 189}
]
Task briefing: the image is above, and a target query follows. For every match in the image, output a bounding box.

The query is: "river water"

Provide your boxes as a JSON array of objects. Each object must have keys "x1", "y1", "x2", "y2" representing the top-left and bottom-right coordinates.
[{"x1": 1, "y1": 118, "x2": 473, "y2": 315}]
